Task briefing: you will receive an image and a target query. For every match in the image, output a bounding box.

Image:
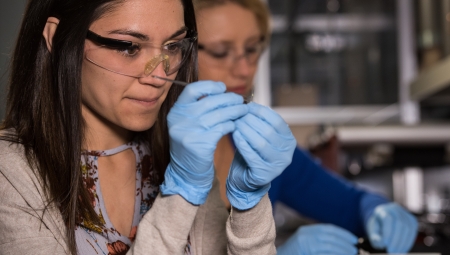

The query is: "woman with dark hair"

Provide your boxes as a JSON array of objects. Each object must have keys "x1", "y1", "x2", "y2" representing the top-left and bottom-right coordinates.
[
  {"x1": 0, "y1": 0, "x2": 296, "y2": 254},
  {"x1": 193, "y1": 0, "x2": 418, "y2": 254}
]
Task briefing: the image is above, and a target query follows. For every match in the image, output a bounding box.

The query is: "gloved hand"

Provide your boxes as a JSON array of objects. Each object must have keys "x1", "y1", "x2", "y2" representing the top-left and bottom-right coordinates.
[
  {"x1": 161, "y1": 81, "x2": 248, "y2": 205},
  {"x1": 277, "y1": 224, "x2": 358, "y2": 255},
  {"x1": 366, "y1": 202, "x2": 418, "y2": 253},
  {"x1": 226, "y1": 102, "x2": 296, "y2": 210}
]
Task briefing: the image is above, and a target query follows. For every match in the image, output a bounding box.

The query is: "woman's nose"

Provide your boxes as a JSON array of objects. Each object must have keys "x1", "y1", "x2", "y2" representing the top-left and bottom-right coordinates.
[
  {"x1": 231, "y1": 55, "x2": 254, "y2": 77},
  {"x1": 138, "y1": 59, "x2": 168, "y2": 87}
]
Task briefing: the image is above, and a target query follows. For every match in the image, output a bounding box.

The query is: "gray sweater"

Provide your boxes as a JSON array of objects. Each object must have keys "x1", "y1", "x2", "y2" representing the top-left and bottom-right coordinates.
[{"x1": 0, "y1": 139, "x2": 276, "y2": 255}]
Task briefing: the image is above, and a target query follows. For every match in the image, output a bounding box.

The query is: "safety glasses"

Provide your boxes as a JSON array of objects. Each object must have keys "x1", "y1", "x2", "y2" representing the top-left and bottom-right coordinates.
[{"x1": 85, "y1": 29, "x2": 197, "y2": 78}]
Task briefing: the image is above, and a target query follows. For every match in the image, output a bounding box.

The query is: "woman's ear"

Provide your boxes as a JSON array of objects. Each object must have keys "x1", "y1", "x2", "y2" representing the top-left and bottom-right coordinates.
[{"x1": 42, "y1": 17, "x2": 60, "y2": 52}]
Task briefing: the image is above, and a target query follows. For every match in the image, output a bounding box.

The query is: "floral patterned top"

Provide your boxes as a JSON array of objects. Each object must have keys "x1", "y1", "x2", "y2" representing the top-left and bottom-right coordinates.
[{"x1": 74, "y1": 140, "x2": 163, "y2": 255}]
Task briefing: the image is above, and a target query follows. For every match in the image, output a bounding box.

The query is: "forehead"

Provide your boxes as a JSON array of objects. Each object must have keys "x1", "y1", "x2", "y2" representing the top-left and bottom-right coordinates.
[
  {"x1": 90, "y1": 0, "x2": 185, "y2": 39},
  {"x1": 196, "y1": 3, "x2": 260, "y2": 44}
]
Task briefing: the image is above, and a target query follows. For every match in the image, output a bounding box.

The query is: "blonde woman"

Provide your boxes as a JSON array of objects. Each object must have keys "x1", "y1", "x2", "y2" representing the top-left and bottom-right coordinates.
[{"x1": 194, "y1": 0, "x2": 418, "y2": 254}]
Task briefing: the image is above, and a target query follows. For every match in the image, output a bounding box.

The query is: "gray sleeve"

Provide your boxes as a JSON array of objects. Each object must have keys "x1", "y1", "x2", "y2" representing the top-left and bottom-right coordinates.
[
  {"x1": 189, "y1": 177, "x2": 229, "y2": 255},
  {"x1": 127, "y1": 193, "x2": 199, "y2": 255},
  {"x1": 189, "y1": 177, "x2": 276, "y2": 255},
  {"x1": 0, "y1": 172, "x2": 68, "y2": 255},
  {"x1": 226, "y1": 194, "x2": 277, "y2": 255}
]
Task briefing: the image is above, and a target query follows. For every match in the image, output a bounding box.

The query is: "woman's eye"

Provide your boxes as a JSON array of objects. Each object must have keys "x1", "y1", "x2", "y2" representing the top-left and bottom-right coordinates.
[
  {"x1": 245, "y1": 46, "x2": 260, "y2": 55},
  {"x1": 209, "y1": 50, "x2": 228, "y2": 59},
  {"x1": 117, "y1": 44, "x2": 140, "y2": 57},
  {"x1": 164, "y1": 41, "x2": 181, "y2": 53}
]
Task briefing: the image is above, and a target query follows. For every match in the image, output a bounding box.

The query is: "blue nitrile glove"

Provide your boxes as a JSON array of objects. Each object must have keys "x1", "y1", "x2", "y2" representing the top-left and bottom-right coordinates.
[
  {"x1": 277, "y1": 224, "x2": 358, "y2": 255},
  {"x1": 226, "y1": 102, "x2": 296, "y2": 210},
  {"x1": 366, "y1": 202, "x2": 418, "y2": 253},
  {"x1": 161, "y1": 81, "x2": 248, "y2": 205}
]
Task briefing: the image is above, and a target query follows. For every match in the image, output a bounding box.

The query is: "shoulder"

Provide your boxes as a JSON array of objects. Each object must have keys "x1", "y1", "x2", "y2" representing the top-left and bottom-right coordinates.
[
  {"x1": 0, "y1": 129, "x2": 24, "y2": 153},
  {"x1": 0, "y1": 133, "x2": 30, "y2": 175},
  {"x1": 0, "y1": 139, "x2": 25, "y2": 157},
  {"x1": 0, "y1": 129, "x2": 41, "y2": 195},
  {"x1": 0, "y1": 132, "x2": 44, "y2": 212},
  {"x1": 0, "y1": 144, "x2": 27, "y2": 169}
]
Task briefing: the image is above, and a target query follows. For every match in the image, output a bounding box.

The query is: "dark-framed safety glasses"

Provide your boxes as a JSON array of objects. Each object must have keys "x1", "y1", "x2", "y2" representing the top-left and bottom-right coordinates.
[{"x1": 85, "y1": 29, "x2": 197, "y2": 78}]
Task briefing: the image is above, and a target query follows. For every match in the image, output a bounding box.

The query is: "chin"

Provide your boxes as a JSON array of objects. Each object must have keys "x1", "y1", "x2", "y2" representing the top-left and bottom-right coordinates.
[{"x1": 121, "y1": 117, "x2": 158, "y2": 133}]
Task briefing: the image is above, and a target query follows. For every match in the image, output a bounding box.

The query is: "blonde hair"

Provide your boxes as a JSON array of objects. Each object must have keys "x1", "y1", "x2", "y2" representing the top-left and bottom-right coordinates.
[{"x1": 193, "y1": 0, "x2": 271, "y2": 45}]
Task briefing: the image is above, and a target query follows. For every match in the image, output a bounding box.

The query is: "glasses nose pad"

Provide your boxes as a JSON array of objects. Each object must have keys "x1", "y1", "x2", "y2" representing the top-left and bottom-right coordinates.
[
  {"x1": 144, "y1": 54, "x2": 170, "y2": 76},
  {"x1": 163, "y1": 57, "x2": 170, "y2": 75}
]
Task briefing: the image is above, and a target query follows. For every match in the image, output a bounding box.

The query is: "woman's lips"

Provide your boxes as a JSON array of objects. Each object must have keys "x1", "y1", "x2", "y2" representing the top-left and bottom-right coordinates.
[
  {"x1": 227, "y1": 86, "x2": 247, "y2": 95},
  {"x1": 127, "y1": 96, "x2": 160, "y2": 107}
]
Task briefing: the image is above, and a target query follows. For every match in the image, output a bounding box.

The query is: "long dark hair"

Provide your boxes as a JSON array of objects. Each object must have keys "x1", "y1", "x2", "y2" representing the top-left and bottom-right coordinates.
[{"x1": 0, "y1": 0, "x2": 197, "y2": 254}]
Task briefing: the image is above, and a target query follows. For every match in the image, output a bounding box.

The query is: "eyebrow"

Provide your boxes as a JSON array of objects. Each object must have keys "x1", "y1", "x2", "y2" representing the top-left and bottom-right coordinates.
[
  {"x1": 169, "y1": 26, "x2": 189, "y2": 39},
  {"x1": 246, "y1": 35, "x2": 264, "y2": 43},
  {"x1": 199, "y1": 34, "x2": 263, "y2": 47},
  {"x1": 107, "y1": 26, "x2": 189, "y2": 42}
]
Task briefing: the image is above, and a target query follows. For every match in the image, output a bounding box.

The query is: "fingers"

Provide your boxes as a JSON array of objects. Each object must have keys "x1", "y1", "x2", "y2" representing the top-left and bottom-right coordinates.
[
  {"x1": 386, "y1": 211, "x2": 402, "y2": 253},
  {"x1": 234, "y1": 117, "x2": 294, "y2": 164},
  {"x1": 232, "y1": 130, "x2": 262, "y2": 167},
  {"x1": 206, "y1": 120, "x2": 237, "y2": 142},
  {"x1": 402, "y1": 214, "x2": 418, "y2": 251},
  {"x1": 319, "y1": 241, "x2": 358, "y2": 255},
  {"x1": 171, "y1": 118, "x2": 238, "y2": 150},
  {"x1": 234, "y1": 118, "x2": 269, "y2": 159},
  {"x1": 386, "y1": 207, "x2": 418, "y2": 253},
  {"x1": 371, "y1": 203, "x2": 419, "y2": 253},
  {"x1": 236, "y1": 113, "x2": 288, "y2": 149},
  {"x1": 320, "y1": 224, "x2": 358, "y2": 244},
  {"x1": 247, "y1": 102, "x2": 292, "y2": 136},
  {"x1": 303, "y1": 224, "x2": 357, "y2": 245},
  {"x1": 391, "y1": 224, "x2": 409, "y2": 253},
  {"x1": 367, "y1": 217, "x2": 384, "y2": 249},
  {"x1": 234, "y1": 103, "x2": 295, "y2": 161},
  {"x1": 300, "y1": 225, "x2": 358, "y2": 255},
  {"x1": 197, "y1": 92, "x2": 244, "y2": 113},
  {"x1": 199, "y1": 104, "x2": 248, "y2": 129},
  {"x1": 379, "y1": 208, "x2": 394, "y2": 249},
  {"x1": 176, "y1": 81, "x2": 226, "y2": 104},
  {"x1": 177, "y1": 92, "x2": 245, "y2": 118},
  {"x1": 187, "y1": 121, "x2": 237, "y2": 145}
]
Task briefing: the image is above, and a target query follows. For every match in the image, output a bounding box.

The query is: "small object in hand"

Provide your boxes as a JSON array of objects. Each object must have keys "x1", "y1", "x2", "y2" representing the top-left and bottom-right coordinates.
[
  {"x1": 357, "y1": 237, "x2": 388, "y2": 255},
  {"x1": 152, "y1": 75, "x2": 253, "y2": 103},
  {"x1": 152, "y1": 75, "x2": 189, "y2": 86}
]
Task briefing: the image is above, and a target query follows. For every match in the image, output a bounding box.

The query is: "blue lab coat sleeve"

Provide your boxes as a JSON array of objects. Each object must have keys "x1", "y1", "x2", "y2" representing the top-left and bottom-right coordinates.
[{"x1": 268, "y1": 147, "x2": 389, "y2": 236}]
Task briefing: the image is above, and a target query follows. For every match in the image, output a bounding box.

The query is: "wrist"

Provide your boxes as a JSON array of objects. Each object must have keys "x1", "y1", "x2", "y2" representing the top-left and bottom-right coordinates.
[
  {"x1": 226, "y1": 181, "x2": 270, "y2": 210},
  {"x1": 160, "y1": 164, "x2": 213, "y2": 205},
  {"x1": 360, "y1": 193, "x2": 389, "y2": 230}
]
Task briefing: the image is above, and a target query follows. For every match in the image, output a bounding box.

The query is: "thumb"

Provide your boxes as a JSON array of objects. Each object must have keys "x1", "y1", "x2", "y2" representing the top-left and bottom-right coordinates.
[
  {"x1": 176, "y1": 81, "x2": 225, "y2": 104},
  {"x1": 367, "y1": 215, "x2": 386, "y2": 249}
]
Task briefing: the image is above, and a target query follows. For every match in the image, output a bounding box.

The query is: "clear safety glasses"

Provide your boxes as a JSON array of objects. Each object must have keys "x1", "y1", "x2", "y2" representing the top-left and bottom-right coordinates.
[
  {"x1": 85, "y1": 30, "x2": 197, "y2": 78},
  {"x1": 198, "y1": 36, "x2": 265, "y2": 69}
]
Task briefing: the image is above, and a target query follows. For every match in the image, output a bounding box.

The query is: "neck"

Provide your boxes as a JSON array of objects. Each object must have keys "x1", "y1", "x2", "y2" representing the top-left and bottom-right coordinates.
[{"x1": 82, "y1": 105, "x2": 133, "y2": 151}]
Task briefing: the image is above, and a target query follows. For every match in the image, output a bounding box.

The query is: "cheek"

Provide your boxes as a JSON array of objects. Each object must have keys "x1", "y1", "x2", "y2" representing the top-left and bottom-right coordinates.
[
  {"x1": 121, "y1": 91, "x2": 170, "y2": 132},
  {"x1": 81, "y1": 63, "x2": 99, "y2": 104},
  {"x1": 249, "y1": 65, "x2": 258, "y2": 77},
  {"x1": 80, "y1": 61, "x2": 164, "y2": 132},
  {"x1": 81, "y1": 61, "x2": 128, "y2": 119},
  {"x1": 198, "y1": 59, "x2": 228, "y2": 82},
  {"x1": 81, "y1": 62, "x2": 114, "y2": 106}
]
